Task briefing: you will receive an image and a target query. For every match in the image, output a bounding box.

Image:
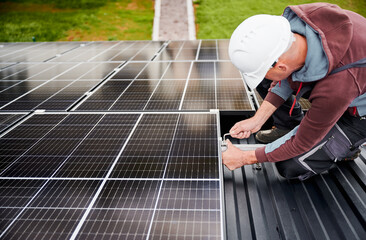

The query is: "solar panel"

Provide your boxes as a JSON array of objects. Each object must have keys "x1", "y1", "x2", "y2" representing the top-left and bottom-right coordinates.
[
  {"x1": 0, "y1": 112, "x2": 224, "y2": 239},
  {"x1": 0, "y1": 41, "x2": 252, "y2": 112}
]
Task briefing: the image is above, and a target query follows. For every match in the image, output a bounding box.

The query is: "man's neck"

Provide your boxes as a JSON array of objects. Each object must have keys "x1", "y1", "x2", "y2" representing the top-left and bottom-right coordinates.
[{"x1": 293, "y1": 33, "x2": 308, "y2": 71}]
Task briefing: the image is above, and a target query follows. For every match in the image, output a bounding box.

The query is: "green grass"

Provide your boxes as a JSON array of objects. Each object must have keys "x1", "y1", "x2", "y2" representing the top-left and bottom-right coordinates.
[
  {"x1": 0, "y1": 0, "x2": 154, "y2": 42},
  {"x1": 0, "y1": 11, "x2": 96, "y2": 42},
  {"x1": 0, "y1": 0, "x2": 111, "y2": 9},
  {"x1": 194, "y1": 0, "x2": 366, "y2": 39}
]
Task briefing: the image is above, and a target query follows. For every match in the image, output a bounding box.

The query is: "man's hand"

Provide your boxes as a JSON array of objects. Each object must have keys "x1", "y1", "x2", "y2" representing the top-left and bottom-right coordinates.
[
  {"x1": 230, "y1": 100, "x2": 277, "y2": 139},
  {"x1": 222, "y1": 140, "x2": 258, "y2": 170},
  {"x1": 229, "y1": 117, "x2": 261, "y2": 139}
]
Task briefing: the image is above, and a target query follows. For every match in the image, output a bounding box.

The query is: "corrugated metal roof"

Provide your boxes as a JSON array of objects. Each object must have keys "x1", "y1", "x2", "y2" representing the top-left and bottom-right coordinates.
[{"x1": 223, "y1": 136, "x2": 366, "y2": 240}]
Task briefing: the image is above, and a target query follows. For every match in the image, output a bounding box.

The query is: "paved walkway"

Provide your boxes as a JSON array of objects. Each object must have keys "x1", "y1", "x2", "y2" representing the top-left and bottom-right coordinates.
[{"x1": 153, "y1": 0, "x2": 196, "y2": 41}]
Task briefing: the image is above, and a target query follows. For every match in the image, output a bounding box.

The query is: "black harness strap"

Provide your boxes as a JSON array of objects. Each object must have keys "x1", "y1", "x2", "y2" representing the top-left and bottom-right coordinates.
[
  {"x1": 294, "y1": 57, "x2": 366, "y2": 101},
  {"x1": 329, "y1": 57, "x2": 366, "y2": 75}
]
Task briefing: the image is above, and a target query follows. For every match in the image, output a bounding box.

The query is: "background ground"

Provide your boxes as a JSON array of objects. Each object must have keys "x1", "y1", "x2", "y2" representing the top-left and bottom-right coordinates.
[{"x1": 0, "y1": 0, "x2": 365, "y2": 42}]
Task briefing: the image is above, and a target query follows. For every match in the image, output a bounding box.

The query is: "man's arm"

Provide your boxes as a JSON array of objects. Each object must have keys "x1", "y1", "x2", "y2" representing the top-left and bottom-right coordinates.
[{"x1": 230, "y1": 100, "x2": 277, "y2": 139}]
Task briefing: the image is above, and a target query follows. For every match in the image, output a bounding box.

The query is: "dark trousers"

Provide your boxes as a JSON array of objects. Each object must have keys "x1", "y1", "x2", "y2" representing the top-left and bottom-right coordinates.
[
  {"x1": 256, "y1": 79, "x2": 303, "y2": 130},
  {"x1": 275, "y1": 112, "x2": 366, "y2": 180}
]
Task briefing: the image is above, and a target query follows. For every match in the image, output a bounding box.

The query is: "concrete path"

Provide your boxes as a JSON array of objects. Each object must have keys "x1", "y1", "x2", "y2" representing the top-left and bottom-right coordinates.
[{"x1": 153, "y1": 0, "x2": 196, "y2": 40}]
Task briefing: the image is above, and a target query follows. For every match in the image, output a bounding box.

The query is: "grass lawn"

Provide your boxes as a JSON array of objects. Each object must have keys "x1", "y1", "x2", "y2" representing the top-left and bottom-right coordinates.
[
  {"x1": 194, "y1": 0, "x2": 366, "y2": 39},
  {"x1": 0, "y1": 0, "x2": 154, "y2": 42}
]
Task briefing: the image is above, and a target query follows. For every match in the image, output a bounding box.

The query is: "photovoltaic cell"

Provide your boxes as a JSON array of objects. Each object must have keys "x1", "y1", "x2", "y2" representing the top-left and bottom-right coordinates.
[
  {"x1": 109, "y1": 80, "x2": 159, "y2": 110},
  {"x1": 135, "y1": 61, "x2": 170, "y2": 80},
  {"x1": 215, "y1": 62, "x2": 242, "y2": 79},
  {"x1": 217, "y1": 39, "x2": 230, "y2": 60},
  {"x1": 94, "y1": 180, "x2": 160, "y2": 209},
  {"x1": 0, "y1": 63, "x2": 52, "y2": 80},
  {"x1": 216, "y1": 79, "x2": 252, "y2": 110},
  {"x1": 0, "y1": 113, "x2": 26, "y2": 132},
  {"x1": 0, "y1": 61, "x2": 119, "y2": 111},
  {"x1": 157, "y1": 180, "x2": 220, "y2": 209},
  {"x1": 0, "y1": 114, "x2": 67, "y2": 173},
  {"x1": 90, "y1": 42, "x2": 135, "y2": 61},
  {"x1": 0, "y1": 81, "x2": 21, "y2": 91},
  {"x1": 162, "y1": 62, "x2": 191, "y2": 79},
  {"x1": 145, "y1": 80, "x2": 186, "y2": 110},
  {"x1": 154, "y1": 41, "x2": 185, "y2": 61},
  {"x1": 189, "y1": 62, "x2": 215, "y2": 79},
  {"x1": 0, "y1": 63, "x2": 17, "y2": 70},
  {"x1": 29, "y1": 180, "x2": 101, "y2": 208},
  {"x1": 0, "y1": 114, "x2": 140, "y2": 178},
  {"x1": 131, "y1": 41, "x2": 164, "y2": 61},
  {"x1": 198, "y1": 40, "x2": 218, "y2": 60},
  {"x1": 2, "y1": 208, "x2": 85, "y2": 240},
  {"x1": 27, "y1": 63, "x2": 77, "y2": 80},
  {"x1": 49, "y1": 42, "x2": 115, "y2": 62},
  {"x1": 0, "y1": 42, "x2": 82, "y2": 62},
  {"x1": 76, "y1": 209, "x2": 153, "y2": 239},
  {"x1": 76, "y1": 80, "x2": 132, "y2": 111},
  {"x1": 110, "y1": 115, "x2": 178, "y2": 178},
  {"x1": 0, "y1": 179, "x2": 45, "y2": 208},
  {"x1": 0, "y1": 81, "x2": 46, "y2": 107},
  {"x1": 112, "y1": 62, "x2": 147, "y2": 79},
  {"x1": 166, "y1": 156, "x2": 219, "y2": 178},
  {"x1": 148, "y1": 180, "x2": 222, "y2": 238},
  {"x1": 149, "y1": 210, "x2": 221, "y2": 239},
  {"x1": 182, "y1": 79, "x2": 216, "y2": 110}
]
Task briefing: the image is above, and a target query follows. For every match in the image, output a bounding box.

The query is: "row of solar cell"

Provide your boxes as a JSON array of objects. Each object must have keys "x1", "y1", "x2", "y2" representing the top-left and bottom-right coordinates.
[
  {"x1": 0, "y1": 113, "x2": 219, "y2": 179},
  {"x1": 0, "y1": 61, "x2": 240, "y2": 82},
  {"x1": 0, "y1": 60, "x2": 250, "y2": 111},
  {"x1": 0, "y1": 180, "x2": 221, "y2": 239},
  {"x1": 0, "y1": 40, "x2": 230, "y2": 63},
  {"x1": 0, "y1": 62, "x2": 121, "y2": 81}
]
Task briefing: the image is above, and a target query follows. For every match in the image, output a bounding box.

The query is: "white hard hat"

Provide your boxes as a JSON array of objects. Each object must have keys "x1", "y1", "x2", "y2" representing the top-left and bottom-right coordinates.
[{"x1": 228, "y1": 14, "x2": 293, "y2": 89}]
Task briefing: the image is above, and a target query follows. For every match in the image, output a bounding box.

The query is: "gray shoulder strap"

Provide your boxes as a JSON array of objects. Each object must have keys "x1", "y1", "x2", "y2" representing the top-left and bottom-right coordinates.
[{"x1": 330, "y1": 57, "x2": 366, "y2": 75}]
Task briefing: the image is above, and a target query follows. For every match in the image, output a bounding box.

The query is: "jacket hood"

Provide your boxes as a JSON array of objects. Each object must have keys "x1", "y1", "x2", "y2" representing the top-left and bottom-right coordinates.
[{"x1": 287, "y1": 3, "x2": 353, "y2": 74}]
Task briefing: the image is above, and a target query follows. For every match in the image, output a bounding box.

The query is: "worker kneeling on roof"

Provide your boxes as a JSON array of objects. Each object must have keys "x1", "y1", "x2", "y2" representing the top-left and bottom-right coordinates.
[{"x1": 223, "y1": 3, "x2": 366, "y2": 180}]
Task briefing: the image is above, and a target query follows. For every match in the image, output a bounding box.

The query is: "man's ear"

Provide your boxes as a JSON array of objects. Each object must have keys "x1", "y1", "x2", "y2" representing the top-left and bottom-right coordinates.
[{"x1": 277, "y1": 62, "x2": 287, "y2": 72}]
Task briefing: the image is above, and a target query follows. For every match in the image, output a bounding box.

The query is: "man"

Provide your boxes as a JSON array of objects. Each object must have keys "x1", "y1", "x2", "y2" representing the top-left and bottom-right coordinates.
[{"x1": 222, "y1": 3, "x2": 366, "y2": 180}]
